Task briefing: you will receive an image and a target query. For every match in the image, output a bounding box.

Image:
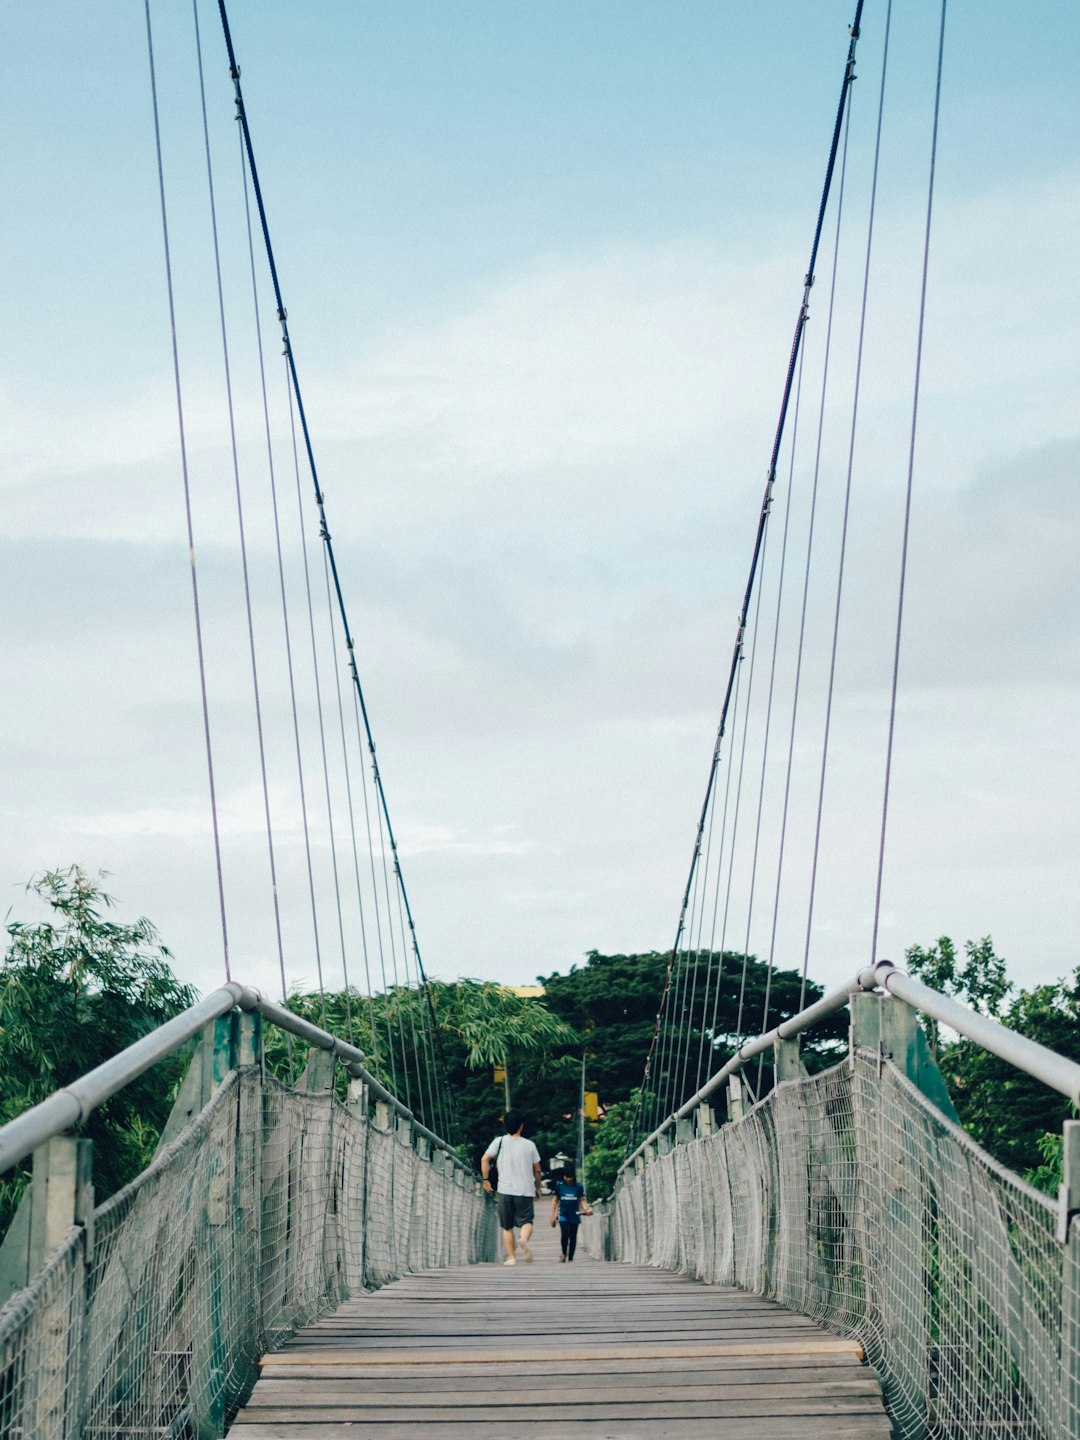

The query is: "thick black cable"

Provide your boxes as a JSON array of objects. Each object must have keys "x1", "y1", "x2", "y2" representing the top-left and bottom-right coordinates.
[
  {"x1": 284, "y1": 373, "x2": 329, "y2": 1026},
  {"x1": 318, "y1": 549, "x2": 359, "y2": 1047},
  {"x1": 626, "y1": 2, "x2": 863, "y2": 1153},
  {"x1": 373, "y1": 789, "x2": 413, "y2": 1111},
  {"x1": 678, "y1": 741, "x2": 724, "y2": 1104},
  {"x1": 216, "y1": 0, "x2": 453, "y2": 1114},
  {"x1": 757, "y1": 94, "x2": 854, "y2": 1075},
  {"x1": 693, "y1": 654, "x2": 743, "y2": 1088},
  {"x1": 237, "y1": 140, "x2": 296, "y2": 1081},
  {"x1": 242, "y1": 124, "x2": 326, "y2": 1025},
  {"x1": 191, "y1": 0, "x2": 289, "y2": 1010},
  {"x1": 321, "y1": 544, "x2": 380, "y2": 1059},
  {"x1": 143, "y1": 0, "x2": 231, "y2": 981},
  {"x1": 734, "y1": 340, "x2": 805, "y2": 1046},
  {"x1": 351, "y1": 684, "x2": 402, "y2": 1096},
  {"x1": 871, "y1": 0, "x2": 947, "y2": 963},
  {"x1": 293, "y1": 490, "x2": 353, "y2": 1039},
  {"x1": 394, "y1": 878, "x2": 434, "y2": 1128},
  {"x1": 802, "y1": 0, "x2": 895, "y2": 1004},
  {"x1": 715, "y1": 561, "x2": 766, "y2": 1067}
]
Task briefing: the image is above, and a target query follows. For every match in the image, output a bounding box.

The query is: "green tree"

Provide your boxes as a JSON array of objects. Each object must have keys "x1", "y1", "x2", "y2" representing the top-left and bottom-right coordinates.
[
  {"x1": 906, "y1": 935, "x2": 1080, "y2": 1185},
  {"x1": 263, "y1": 979, "x2": 580, "y2": 1174},
  {"x1": 583, "y1": 1093, "x2": 639, "y2": 1199},
  {"x1": 539, "y1": 949, "x2": 848, "y2": 1117},
  {"x1": 429, "y1": 980, "x2": 579, "y2": 1110},
  {"x1": 0, "y1": 868, "x2": 197, "y2": 1235}
]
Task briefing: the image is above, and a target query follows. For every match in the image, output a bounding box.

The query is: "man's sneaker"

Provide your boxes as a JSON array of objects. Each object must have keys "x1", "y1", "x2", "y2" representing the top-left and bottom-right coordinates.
[
  {"x1": 558, "y1": 1253, "x2": 566, "y2": 1262},
  {"x1": 518, "y1": 1238, "x2": 533, "y2": 1263},
  {"x1": 502, "y1": 1257, "x2": 517, "y2": 1266}
]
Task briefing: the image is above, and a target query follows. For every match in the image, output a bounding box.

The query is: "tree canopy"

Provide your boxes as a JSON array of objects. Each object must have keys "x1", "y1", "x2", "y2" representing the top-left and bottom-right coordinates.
[
  {"x1": 906, "y1": 934, "x2": 1080, "y2": 1183},
  {"x1": 0, "y1": 868, "x2": 197, "y2": 1233}
]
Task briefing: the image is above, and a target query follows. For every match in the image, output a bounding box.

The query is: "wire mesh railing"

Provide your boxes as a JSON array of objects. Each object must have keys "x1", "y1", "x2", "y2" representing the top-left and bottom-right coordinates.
[
  {"x1": 591, "y1": 985, "x2": 1080, "y2": 1440},
  {"x1": 0, "y1": 1016, "x2": 496, "y2": 1440}
]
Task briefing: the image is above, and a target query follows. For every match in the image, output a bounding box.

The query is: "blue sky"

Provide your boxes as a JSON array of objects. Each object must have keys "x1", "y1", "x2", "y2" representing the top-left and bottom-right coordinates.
[{"x1": 2, "y1": 2, "x2": 1078, "y2": 1009}]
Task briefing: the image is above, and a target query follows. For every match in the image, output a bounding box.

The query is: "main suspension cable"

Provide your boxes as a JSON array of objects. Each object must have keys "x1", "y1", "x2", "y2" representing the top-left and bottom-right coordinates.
[
  {"x1": 216, "y1": 0, "x2": 449, "y2": 1097},
  {"x1": 802, "y1": 0, "x2": 895, "y2": 1003},
  {"x1": 756, "y1": 92, "x2": 854, "y2": 1078},
  {"x1": 191, "y1": 0, "x2": 288, "y2": 1006}
]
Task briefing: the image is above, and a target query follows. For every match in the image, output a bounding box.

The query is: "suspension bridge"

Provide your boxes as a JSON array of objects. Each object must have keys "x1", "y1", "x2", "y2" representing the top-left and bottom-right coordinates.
[{"x1": 3, "y1": 2, "x2": 1079, "y2": 1437}]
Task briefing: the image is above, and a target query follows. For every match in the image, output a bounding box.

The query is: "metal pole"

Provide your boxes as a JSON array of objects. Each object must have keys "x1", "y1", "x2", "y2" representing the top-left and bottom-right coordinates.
[
  {"x1": 0, "y1": 980, "x2": 470, "y2": 1179},
  {"x1": 578, "y1": 1053, "x2": 586, "y2": 1177},
  {"x1": 0, "y1": 984, "x2": 255, "y2": 1177}
]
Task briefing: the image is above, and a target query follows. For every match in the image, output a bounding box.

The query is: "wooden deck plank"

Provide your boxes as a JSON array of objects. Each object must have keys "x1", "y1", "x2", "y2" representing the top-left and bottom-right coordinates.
[
  {"x1": 228, "y1": 1224, "x2": 887, "y2": 1437},
  {"x1": 229, "y1": 1420, "x2": 893, "y2": 1438}
]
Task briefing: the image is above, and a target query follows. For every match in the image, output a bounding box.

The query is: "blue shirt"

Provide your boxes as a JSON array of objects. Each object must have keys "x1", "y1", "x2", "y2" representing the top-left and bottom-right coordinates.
[{"x1": 555, "y1": 1179, "x2": 585, "y2": 1224}]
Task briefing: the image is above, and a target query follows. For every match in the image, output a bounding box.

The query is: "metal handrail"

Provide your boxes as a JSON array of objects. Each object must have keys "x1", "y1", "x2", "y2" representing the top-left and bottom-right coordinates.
[
  {"x1": 620, "y1": 957, "x2": 1080, "y2": 1174},
  {"x1": 0, "y1": 982, "x2": 468, "y2": 1179}
]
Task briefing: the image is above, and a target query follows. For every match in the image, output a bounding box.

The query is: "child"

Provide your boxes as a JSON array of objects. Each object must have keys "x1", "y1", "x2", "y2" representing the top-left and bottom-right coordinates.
[{"x1": 550, "y1": 1162, "x2": 592, "y2": 1262}]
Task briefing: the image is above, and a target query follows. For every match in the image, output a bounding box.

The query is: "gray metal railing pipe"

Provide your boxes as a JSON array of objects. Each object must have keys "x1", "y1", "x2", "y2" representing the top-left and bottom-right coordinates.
[
  {"x1": 620, "y1": 978, "x2": 859, "y2": 1173},
  {"x1": 0, "y1": 983, "x2": 255, "y2": 1177},
  {"x1": 621, "y1": 958, "x2": 1080, "y2": 1174},
  {"x1": 251, "y1": 994, "x2": 467, "y2": 1170},
  {"x1": 865, "y1": 959, "x2": 1080, "y2": 1107},
  {"x1": 0, "y1": 980, "x2": 469, "y2": 1179}
]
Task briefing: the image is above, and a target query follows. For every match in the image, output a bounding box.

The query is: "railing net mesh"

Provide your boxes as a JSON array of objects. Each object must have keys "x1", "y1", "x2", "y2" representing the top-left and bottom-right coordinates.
[
  {"x1": 0, "y1": 1068, "x2": 496, "y2": 1439},
  {"x1": 589, "y1": 1050, "x2": 1074, "y2": 1440}
]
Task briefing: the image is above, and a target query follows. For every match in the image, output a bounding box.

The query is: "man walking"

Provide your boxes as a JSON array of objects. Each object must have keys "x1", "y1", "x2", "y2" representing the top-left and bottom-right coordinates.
[{"x1": 481, "y1": 1110, "x2": 542, "y2": 1265}]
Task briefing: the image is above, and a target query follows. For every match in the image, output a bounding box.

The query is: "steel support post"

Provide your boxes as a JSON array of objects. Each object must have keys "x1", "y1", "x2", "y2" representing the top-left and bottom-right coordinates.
[
  {"x1": 235, "y1": 1011, "x2": 263, "y2": 1373},
  {"x1": 1061, "y1": 1120, "x2": 1080, "y2": 1439},
  {"x1": 189, "y1": 1016, "x2": 235, "y2": 1440},
  {"x1": 27, "y1": 1135, "x2": 93, "y2": 1440}
]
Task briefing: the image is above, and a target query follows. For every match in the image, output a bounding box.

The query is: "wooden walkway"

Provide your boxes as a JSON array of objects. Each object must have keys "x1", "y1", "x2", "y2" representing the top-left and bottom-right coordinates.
[{"x1": 230, "y1": 1222, "x2": 889, "y2": 1438}]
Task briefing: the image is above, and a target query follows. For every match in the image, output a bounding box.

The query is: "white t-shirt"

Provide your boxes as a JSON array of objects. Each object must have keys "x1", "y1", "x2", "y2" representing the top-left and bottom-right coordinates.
[{"x1": 484, "y1": 1133, "x2": 541, "y2": 1196}]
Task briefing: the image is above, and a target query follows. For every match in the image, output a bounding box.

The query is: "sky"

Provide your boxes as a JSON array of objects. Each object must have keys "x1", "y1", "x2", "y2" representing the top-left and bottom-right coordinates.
[{"x1": 1, "y1": 1, "x2": 1078, "y2": 1013}]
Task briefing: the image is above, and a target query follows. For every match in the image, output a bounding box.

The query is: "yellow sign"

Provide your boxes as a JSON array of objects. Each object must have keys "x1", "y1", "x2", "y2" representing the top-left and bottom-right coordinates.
[
  {"x1": 584, "y1": 1091, "x2": 599, "y2": 1122},
  {"x1": 493, "y1": 1065, "x2": 505, "y2": 1084}
]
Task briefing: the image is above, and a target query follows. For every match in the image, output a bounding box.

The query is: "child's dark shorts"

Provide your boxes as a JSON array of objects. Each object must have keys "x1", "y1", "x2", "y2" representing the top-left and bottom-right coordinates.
[{"x1": 497, "y1": 1193, "x2": 535, "y2": 1229}]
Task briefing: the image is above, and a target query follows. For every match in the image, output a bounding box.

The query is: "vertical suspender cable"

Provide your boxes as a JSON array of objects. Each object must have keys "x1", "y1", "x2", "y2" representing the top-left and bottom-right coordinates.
[
  {"x1": 239, "y1": 129, "x2": 326, "y2": 1029},
  {"x1": 734, "y1": 338, "x2": 805, "y2": 1048},
  {"x1": 693, "y1": 655, "x2": 743, "y2": 1088},
  {"x1": 216, "y1": 0, "x2": 453, "y2": 1130},
  {"x1": 871, "y1": 0, "x2": 948, "y2": 963},
  {"x1": 191, "y1": 0, "x2": 288, "y2": 1006},
  {"x1": 143, "y1": 0, "x2": 231, "y2": 981},
  {"x1": 352, "y1": 685, "x2": 402, "y2": 1094},
  {"x1": 801, "y1": 0, "x2": 895, "y2": 1005},
  {"x1": 627, "y1": 1, "x2": 863, "y2": 1151},
  {"x1": 756, "y1": 97, "x2": 854, "y2": 1081},
  {"x1": 321, "y1": 546, "x2": 381, "y2": 1058}
]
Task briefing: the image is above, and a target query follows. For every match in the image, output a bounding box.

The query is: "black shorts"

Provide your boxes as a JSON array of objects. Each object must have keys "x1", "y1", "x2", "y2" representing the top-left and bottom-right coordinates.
[{"x1": 497, "y1": 1193, "x2": 535, "y2": 1229}]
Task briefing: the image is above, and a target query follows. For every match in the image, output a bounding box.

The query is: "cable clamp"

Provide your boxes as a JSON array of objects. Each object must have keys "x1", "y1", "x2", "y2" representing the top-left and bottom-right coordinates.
[{"x1": 277, "y1": 306, "x2": 288, "y2": 323}]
